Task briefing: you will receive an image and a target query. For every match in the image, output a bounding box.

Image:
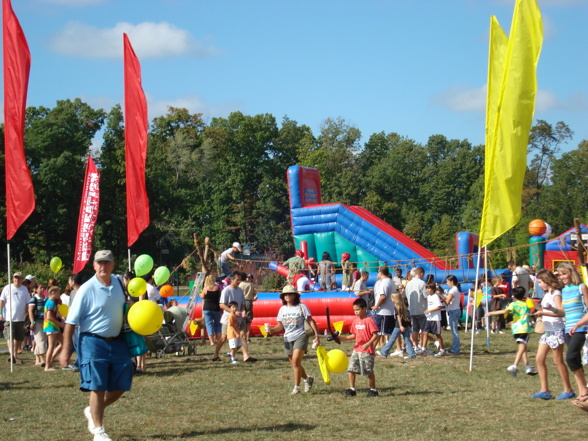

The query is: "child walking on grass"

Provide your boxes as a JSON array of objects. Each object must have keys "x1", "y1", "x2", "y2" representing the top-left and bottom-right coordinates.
[
  {"x1": 43, "y1": 286, "x2": 64, "y2": 371},
  {"x1": 227, "y1": 301, "x2": 242, "y2": 364},
  {"x1": 422, "y1": 283, "x2": 445, "y2": 357},
  {"x1": 486, "y1": 286, "x2": 537, "y2": 377},
  {"x1": 339, "y1": 298, "x2": 380, "y2": 397}
]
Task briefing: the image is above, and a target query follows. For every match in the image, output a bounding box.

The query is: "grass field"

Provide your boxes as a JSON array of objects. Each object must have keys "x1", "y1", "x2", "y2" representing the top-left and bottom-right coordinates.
[{"x1": 1, "y1": 330, "x2": 587, "y2": 441}]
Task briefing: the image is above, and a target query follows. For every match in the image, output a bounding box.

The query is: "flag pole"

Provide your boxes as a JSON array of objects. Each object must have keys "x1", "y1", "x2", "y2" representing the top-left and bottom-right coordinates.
[
  {"x1": 128, "y1": 248, "x2": 132, "y2": 272},
  {"x1": 468, "y1": 246, "x2": 482, "y2": 372},
  {"x1": 6, "y1": 242, "x2": 13, "y2": 372},
  {"x1": 485, "y1": 248, "x2": 491, "y2": 347}
]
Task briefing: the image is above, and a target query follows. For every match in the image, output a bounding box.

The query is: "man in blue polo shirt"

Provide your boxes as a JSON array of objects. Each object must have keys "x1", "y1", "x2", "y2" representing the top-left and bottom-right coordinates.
[{"x1": 61, "y1": 250, "x2": 132, "y2": 441}]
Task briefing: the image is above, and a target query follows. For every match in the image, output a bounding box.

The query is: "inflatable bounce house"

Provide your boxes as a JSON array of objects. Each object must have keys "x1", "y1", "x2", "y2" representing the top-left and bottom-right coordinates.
[
  {"x1": 234, "y1": 166, "x2": 486, "y2": 335},
  {"x1": 185, "y1": 166, "x2": 585, "y2": 336}
]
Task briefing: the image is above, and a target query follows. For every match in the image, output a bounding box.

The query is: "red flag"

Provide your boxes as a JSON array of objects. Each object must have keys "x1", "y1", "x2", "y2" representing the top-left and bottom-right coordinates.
[
  {"x1": 73, "y1": 155, "x2": 100, "y2": 274},
  {"x1": 124, "y1": 33, "x2": 149, "y2": 247},
  {"x1": 3, "y1": 0, "x2": 34, "y2": 240}
]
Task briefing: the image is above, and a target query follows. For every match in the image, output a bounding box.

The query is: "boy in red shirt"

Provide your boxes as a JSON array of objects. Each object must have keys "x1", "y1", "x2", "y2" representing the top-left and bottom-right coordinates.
[{"x1": 339, "y1": 298, "x2": 380, "y2": 397}]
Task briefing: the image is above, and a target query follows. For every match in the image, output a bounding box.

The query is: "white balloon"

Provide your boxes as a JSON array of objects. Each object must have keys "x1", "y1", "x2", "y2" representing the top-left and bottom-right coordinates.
[{"x1": 542, "y1": 222, "x2": 552, "y2": 239}]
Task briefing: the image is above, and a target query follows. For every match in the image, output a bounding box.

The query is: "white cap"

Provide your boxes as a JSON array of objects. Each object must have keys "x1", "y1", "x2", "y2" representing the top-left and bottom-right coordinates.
[
  {"x1": 25, "y1": 274, "x2": 36, "y2": 280},
  {"x1": 232, "y1": 242, "x2": 242, "y2": 252}
]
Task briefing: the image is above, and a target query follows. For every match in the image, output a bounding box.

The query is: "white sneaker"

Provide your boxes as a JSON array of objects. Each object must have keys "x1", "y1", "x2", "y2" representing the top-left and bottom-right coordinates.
[
  {"x1": 291, "y1": 386, "x2": 301, "y2": 395},
  {"x1": 84, "y1": 406, "x2": 95, "y2": 434},
  {"x1": 507, "y1": 365, "x2": 518, "y2": 377},
  {"x1": 498, "y1": 330, "x2": 504, "y2": 334},
  {"x1": 390, "y1": 350, "x2": 403, "y2": 357},
  {"x1": 375, "y1": 350, "x2": 385, "y2": 358},
  {"x1": 434, "y1": 349, "x2": 447, "y2": 357},
  {"x1": 414, "y1": 347, "x2": 423, "y2": 355},
  {"x1": 525, "y1": 366, "x2": 538, "y2": 376},
  {"x1": 93, "y1": 430, "x2": 112, "y2": 441},
  {"x1": 304, "y1": 376, "x2": 314, "y2": 392},
  {"x1": 424, "y1": 348, "x2": 435, "y2": 356},
  {"x1": 230, "y1": 359, "x2": 239, "y2": 364}
]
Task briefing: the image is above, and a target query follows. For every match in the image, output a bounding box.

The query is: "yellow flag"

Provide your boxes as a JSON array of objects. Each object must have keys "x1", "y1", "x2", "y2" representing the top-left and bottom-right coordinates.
[{"x1": 479, "y1": 0, "x2": 542, "y2": 248}]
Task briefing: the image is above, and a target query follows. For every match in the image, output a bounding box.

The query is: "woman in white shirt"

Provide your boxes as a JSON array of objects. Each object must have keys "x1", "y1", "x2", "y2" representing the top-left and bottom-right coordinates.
[{"x1": 531, "y1": 269, "x2": 574, "y2": 400}]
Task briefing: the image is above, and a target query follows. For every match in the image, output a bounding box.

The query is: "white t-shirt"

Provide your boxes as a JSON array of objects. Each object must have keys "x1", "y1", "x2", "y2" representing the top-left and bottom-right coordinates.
[
  {"x1": 147, "y1": 283, "x2": 161, "y2": 303},
  {"x1": 512, "y1": 267, "x2": 531, "y2": 291},
  {"x1": 406, "y1": 278, "x2": 427, "y2": 316},
  {"x1": 60, "y1": 293, "x2": 72, "y2": 307},
  {"x1": 277, "y1": 303, "x2": 311, "y2": 342},
  {"x1": 446, "y1": 286, "x2": 461, "y2": 312},
  {"x1": 219, "y1": 286, "x2": 244, "y2": 324},
  {"x1": 296, "y1": 275, "x2": 310, "y2": 293},
  {"x1": 374, "y1": 277, "x2": 396, "y2": 316},
  {"x1": 353, "y1": 279, "x2": 370, "y2": 304},
  {"x1": 425, "y1": 294, "x2": 442, "y2": 321},
  {"x1": 219, "y1": 248, "x2": 234, "y2": 264},
  {"x1": 541, "y1": 290, "x2": 564, "y2": 332},
  {"x1": 0, "y1": 284, "x2": 30, "y2": 321}
]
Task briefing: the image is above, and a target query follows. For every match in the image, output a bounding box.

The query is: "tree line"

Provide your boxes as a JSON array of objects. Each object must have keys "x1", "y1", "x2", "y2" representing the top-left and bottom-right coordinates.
[{"x1": 0, "y1": 98, "x2": 586, "y2": 280}]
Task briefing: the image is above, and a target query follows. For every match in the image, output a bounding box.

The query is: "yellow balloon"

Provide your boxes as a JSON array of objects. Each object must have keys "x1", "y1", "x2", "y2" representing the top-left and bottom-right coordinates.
[
  {"x1": 326, "y1": 349, "x2": 349, "y2": 374},
  {"x1": 58, "y1": 304, "x2": 69, "y2": 318},
  {"x1": 526, "y1": 299, "x2": 536, "y2": 309},
  {"x1": 128, "y1": 277, "x2": 147, "y2": 297},
  {"x1": 50, "y1": 257, "x2": 62, "y2": 273},
  {"x1": 127, "y1": 300, "x2": 163, "y2": 336}
]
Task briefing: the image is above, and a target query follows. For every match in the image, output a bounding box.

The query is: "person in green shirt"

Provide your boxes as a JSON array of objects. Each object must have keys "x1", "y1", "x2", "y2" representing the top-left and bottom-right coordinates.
[{"x1": 486, "y1": 286, "x2": 538, "y2": 378}]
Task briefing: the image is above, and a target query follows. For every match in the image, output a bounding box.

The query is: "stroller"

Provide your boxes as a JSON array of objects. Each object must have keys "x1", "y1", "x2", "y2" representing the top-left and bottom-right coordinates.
[{"x1": 145, "y1": 306, "x2": 197, "y2": 358}]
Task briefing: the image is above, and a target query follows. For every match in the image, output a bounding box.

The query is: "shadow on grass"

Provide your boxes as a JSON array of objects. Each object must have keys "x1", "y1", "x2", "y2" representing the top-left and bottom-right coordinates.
[{"x1": 123, "y1": 422, "x2": 317, "y2": 439}]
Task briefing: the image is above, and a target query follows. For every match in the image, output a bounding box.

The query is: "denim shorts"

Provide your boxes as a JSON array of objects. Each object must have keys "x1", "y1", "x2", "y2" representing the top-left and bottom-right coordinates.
[
  {"x1": 79, "y1": 333, "x2": 133, "y2": 392},
  {"x1": 203, "y1": 310, "x2": 222, "y2": 335}
]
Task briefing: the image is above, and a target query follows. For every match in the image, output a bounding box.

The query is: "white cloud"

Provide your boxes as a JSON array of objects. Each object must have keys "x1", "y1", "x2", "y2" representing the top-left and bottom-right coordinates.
[
  {"x1": 431, "y1": 84, "x2": 487, "y2": 112},
  {"x1": 147, "y1": 94, "x2": 244, "y2": 121},
  {"x1": 535, "y1": 90, "x2": 588, "y2": 112},
  {"x1": 432, "y1": 84, "x2": 588, "y2": 114},
  {"x1": 49, "y1": 21, "x2": 220, "y2": 59}
]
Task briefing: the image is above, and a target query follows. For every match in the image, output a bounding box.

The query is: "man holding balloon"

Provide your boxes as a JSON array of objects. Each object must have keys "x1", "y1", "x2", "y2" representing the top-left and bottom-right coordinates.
[{"x1": 60, "y1": 250, "x2": 132, "y2": 441}]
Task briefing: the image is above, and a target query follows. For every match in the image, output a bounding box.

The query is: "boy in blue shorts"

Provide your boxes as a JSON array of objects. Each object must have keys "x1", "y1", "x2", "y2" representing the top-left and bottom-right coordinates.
[{"x1": 340, "y1": 298, "x2": 380, "y2": 397}]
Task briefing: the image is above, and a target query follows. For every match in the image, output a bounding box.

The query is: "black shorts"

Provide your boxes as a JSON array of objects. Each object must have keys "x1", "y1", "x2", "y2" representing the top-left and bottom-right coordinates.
[
  {"x1": 513, "y1": 333, "x2": 530, "y2": 344},
  {"x1": 374, "y1": 315, "x2": 395, "y2": 335}
]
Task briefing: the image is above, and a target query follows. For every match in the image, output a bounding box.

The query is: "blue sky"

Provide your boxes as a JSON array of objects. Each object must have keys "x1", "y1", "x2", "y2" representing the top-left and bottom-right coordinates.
[{"x1": 2, "y1": 0, "x2": 587, "y2": 151}]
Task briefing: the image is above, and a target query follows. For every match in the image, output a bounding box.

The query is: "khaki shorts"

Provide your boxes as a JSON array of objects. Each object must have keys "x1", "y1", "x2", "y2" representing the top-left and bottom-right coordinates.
[
  {"x1": 33, "y1": 322, "x2": 47, "y2": 355},
  {"x1": 5, "y1": 321, "x2": 25, "y2": 341},
  {"x1": 284, "y1": 334, "x2": 309, "y2": 355}
]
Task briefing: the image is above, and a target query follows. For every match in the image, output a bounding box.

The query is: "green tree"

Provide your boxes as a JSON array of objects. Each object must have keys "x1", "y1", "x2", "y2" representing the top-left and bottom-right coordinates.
[{"x1": 22, "y1": 99, "x2": 106, "y2": 263}]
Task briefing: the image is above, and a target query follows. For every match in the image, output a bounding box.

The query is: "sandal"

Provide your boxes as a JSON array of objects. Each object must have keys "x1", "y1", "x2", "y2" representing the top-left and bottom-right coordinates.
[
  {"x1": 211, "y1": 357, "x2": 221, "y2": 362},
  {"x1": 572, "y1": 394, "x2": 588, "y2": 412}
]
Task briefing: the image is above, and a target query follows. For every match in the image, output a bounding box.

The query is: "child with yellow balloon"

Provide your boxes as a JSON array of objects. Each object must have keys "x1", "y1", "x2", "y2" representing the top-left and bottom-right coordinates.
[{"x1": 338, "y1": 297, "x2": 380, "y2": 397}]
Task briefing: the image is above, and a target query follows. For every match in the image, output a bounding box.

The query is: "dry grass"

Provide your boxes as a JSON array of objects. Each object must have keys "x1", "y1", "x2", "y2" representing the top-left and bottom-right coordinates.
[{"x1": 1, "y1": 331, "x2": 587, "y2": 441}]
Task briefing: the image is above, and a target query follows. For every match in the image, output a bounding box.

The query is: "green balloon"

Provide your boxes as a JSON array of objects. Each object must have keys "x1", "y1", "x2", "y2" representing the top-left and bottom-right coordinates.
[
  {"x1": 134, "y1": 254, "x2": 154, "y2": 277},
  {"x1": 50, "y1": 257, "x2": 63, "y2": 273},
  {"x1": 154, "y1": 266, "x2": 171, "y2": 286}
]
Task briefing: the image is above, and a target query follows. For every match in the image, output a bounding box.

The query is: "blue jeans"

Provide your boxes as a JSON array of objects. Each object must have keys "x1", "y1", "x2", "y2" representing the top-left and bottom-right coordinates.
[
  {"x1": 203, "y1": 310, "x2": 222, "y2": 335},
  {"x1": 448, "y1": 309, "x2": 461, "y2": 353},
  {"x1": 380, "y1": 326, "x2": 415, "y2": 358}
]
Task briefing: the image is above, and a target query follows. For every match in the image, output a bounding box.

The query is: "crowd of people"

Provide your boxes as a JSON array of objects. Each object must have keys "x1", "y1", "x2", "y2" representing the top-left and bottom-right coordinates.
[
  {"x1": 3, "y1": 250, "x2": 588, "y2": 440},
  {"x1": 274, "y1": 252, "x2": 588, "y2": 408}
]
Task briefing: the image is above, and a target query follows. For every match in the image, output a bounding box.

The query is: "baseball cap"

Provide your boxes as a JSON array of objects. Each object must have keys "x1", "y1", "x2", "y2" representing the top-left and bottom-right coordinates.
[
  {"x1": 232, "y1": 242, "x2": 243, "y2": 252},
  {"x1": 25, "y1": 274, "x2": 35, "y2": 280},
  {"x1": 13, "y1": 272, "x2": 23, "y2": 278},
  {"x1": 94, "y1": 250, "x2": 115, "y2": 262}
]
